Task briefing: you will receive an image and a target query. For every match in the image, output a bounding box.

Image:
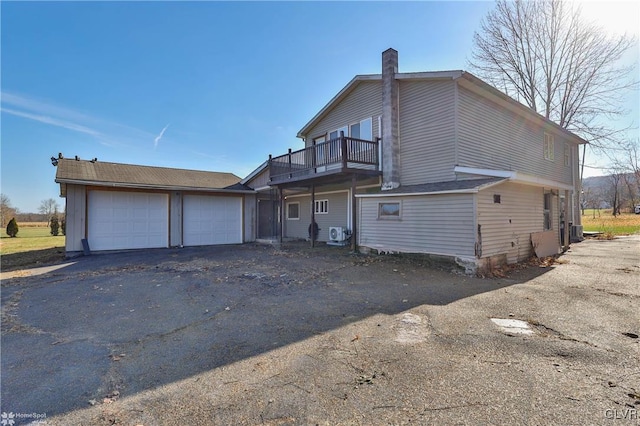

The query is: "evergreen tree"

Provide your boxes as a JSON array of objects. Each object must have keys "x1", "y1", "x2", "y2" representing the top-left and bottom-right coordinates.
[
  {"x1": 6, "y1": 217, "x2": 19, "y2": 237},
  {"x1": 61, "y1": 218, "x2": 66, "y2": 236},
  {"x1": 50, "y1": 216, "x2": 60, "y2": 236}
]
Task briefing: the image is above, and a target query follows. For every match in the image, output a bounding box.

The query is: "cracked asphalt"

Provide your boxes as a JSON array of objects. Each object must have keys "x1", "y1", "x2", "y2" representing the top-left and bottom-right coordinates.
[{"x1": 1, "y1": 236, "x2": 639, "y2": 425}]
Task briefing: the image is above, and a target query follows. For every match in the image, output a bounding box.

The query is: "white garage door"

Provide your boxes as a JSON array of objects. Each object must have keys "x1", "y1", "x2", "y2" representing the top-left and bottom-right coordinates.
[
  {"x1": 183, "y1": 195, "x2": 242, "y2": 246},
  {"x1": 88, "y1": 191, "x2": 169, "y2": 251}
]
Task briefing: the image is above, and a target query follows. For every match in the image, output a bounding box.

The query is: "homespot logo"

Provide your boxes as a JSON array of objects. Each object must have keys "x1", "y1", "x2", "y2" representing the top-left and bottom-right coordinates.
[{"x1": 1, "y1": 412, "x2": 47, "y2": 425}]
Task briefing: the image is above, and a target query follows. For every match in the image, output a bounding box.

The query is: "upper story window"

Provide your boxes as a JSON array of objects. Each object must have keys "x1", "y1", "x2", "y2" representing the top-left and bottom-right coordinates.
[
  {"x1": 564, "y1": 143, "x2": 570, "y2": 167},
  {"x1": 544, "y1": 133, "x2": 555, "y2": 161},
  {"x1": 329, "y1": 126, "x2": 348, "y2": 141},
  {"x1": 350, "y1": 117, "x2": 373, "y2": 141},
  {"x1": 328, "y1": 117, "x2": 373, "y2": 141}
]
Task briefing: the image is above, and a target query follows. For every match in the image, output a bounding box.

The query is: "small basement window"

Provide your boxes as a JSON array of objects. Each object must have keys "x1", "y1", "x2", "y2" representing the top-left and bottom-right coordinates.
[
  {"x1": 287, "y1": 202, "x2": 300, "y2": 220},
  {"x1": 378, "y1": 202, "x2": 400, "y2": 219},
  {"x1": 493, "y1": 194, "x2": 501, "y2": 204}
]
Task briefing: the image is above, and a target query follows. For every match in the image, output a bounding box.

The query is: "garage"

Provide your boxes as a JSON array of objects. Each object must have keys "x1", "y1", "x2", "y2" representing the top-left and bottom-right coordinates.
[
  {"x1": 183, "y1": 195, "x2": 242, "y2": 246},
  {"x1": 56, "y1": 158, "x2": 254, "y2": 255},
  {"x1": 88, "y1": 190, "x2": 169, "y2": 251}
]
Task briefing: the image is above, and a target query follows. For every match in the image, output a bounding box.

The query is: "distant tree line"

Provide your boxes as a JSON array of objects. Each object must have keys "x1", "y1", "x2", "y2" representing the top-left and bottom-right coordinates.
[
  {"x1": 582, "y1": 172, "x2": 639, "y2": 217},
  {"x1": 1, "y1": 194, "x2": 66, "y2": 236}
]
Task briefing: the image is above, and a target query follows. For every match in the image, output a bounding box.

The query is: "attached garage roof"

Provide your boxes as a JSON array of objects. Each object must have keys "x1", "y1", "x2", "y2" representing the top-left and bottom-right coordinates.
[{"x1": 55, "y1": 158, "x2": 252, "y2": 196}]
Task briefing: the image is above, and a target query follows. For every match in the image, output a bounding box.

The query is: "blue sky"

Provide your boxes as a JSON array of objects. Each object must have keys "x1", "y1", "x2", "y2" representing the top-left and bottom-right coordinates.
[{"x1": 1, "y1": 1, "x2": 638, "y2": 213}]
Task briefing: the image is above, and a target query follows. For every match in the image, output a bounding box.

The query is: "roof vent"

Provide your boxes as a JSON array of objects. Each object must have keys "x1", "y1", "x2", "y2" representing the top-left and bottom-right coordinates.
[{"x1": 75, "y1": 155, "x2": 80, "y2": 161}]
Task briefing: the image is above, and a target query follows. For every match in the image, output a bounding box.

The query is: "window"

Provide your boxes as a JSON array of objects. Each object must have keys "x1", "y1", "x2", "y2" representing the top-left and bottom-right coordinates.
[
  {"x1": 544, "y1": 133, "x2": 555, "y2": 161},
  {"x1": 378, "y1": 202, "x2": 401, "y2": 219},
  {"x1": 286, "y1": 202, "x2": 300, "y2": 220},
  {"x1": 313, "y1": 136, "x2": 327, "y2": 164},
  {"x1": 349, "y1": 117, "x2": 373, "y2": 141},
  {"x1": 564, "y1": 143, "x2": 570, "y2": 167},
  {"x1": 493, "y1": 194, "x2": 501, "y2": 204},
  {"x1": 314, "y1": 199, "x2": 329, "y2": 214},
  {"x1": 329, "y1": 126, "x2": 348, "y2": 141},
  {"x1": 543, "y1": 192, "x2": 552, "y2": 230}
]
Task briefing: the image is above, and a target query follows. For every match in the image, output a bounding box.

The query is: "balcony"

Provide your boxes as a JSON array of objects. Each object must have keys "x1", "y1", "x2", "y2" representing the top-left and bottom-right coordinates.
[{"x1": 269, "y1": 135, "x2": 380, "y2": 186}]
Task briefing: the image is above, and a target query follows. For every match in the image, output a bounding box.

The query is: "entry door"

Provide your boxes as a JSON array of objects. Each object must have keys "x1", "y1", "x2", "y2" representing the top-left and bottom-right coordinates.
[{"x1": 258, "y1": 199, "x2": 276, "y2": 238}]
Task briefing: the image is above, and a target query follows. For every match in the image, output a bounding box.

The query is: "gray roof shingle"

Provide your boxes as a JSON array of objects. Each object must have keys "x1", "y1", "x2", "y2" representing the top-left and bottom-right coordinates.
[{"x1": 55, "y1": 158, "x2": 244, "y2": 192}]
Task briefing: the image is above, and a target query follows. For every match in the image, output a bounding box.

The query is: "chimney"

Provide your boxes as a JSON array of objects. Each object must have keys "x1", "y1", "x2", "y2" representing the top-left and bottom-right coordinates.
[{"x1": 381, "y1": 48, "x2": 400, "y2": 190}]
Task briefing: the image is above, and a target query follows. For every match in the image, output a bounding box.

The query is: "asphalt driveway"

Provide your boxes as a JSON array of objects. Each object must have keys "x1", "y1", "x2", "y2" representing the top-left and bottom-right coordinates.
[{"x1": 1, "y1": 237, "x2": 639, "y2": 425}]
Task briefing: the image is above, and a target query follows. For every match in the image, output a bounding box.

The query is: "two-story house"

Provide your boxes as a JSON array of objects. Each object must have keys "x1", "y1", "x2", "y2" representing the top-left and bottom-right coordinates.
[{"x1": 244, "y1": 49, "x2": 586, "y2": 273}]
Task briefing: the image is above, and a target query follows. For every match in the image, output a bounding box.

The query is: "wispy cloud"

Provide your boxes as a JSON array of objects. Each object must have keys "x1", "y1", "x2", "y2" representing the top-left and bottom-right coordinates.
[
  {"x1": 154, "y1": 123, "x2": 170, "y2": 149},
  {"x1": 1, "y1": 107, "x2": 102, "y2": 137},
  {"x1": 1, "y1": 91, "x2": 155, "y2": 148}
]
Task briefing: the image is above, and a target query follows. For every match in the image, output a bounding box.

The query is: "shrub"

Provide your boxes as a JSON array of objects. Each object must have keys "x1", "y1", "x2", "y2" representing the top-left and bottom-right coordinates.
[
  {"x1": 6, "y1": 217, "x2": 18, "y2": 237},
  {"x1": 50, "y1": 215, "x2": 60, "y2": 236},
  {"x1": 61, "y1": 218, "x2": 66, "y2": 236}
]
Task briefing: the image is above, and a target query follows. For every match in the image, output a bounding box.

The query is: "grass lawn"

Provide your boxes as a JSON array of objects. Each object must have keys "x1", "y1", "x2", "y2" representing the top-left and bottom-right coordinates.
[
  {"x1": 581, "y1": 210, "x2": 640, "y2": 235},
  {"x1": 0, "y1": 226, "x2": 66, "y2": 272}
]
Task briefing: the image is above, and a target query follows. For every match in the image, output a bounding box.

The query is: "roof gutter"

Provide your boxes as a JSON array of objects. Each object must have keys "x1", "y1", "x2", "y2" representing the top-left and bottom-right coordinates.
[{"x1": 55, "y1": 179, "x2": 256, "y2": 194}]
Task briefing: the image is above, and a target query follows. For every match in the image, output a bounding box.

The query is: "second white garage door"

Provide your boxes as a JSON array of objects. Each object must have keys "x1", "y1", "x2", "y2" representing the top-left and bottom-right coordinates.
[{"x1": 183, "y1": 195, "x2": 242, "y2": 246}]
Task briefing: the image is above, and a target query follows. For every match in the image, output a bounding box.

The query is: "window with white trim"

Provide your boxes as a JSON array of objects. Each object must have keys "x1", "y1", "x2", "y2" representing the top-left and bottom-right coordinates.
[
  {"x1": 314, "y1": 199, "x2": 329, "y2": 214},
  {"x1": 543, "y1": 192, "x2": 552, "y2": 230},
  {"x1": 544, "y1": 133, "x2": 555, "y2": 161},
  {"x1": 378, "y1": 202, "x2": 401, "y2": 219},
  {"x1": 564, "y1": 143, "x2": 570, "y2": 167},
  {"x1": 349, "y1": 117, "x2": 373, "y2": 141},
  {"x1": 286, "y1": 202, "x2": 300, "y2": 220}
]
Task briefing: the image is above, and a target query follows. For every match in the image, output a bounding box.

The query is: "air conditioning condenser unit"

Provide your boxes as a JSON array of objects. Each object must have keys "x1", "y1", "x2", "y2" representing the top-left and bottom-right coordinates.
[{"x1": 329, "y1": 226, "x2": 346, "y2": 242}]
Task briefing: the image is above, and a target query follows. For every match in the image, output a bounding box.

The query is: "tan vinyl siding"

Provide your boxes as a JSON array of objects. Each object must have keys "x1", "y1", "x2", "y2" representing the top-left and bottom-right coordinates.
[
  {"x1": 170, "y1": 192, "x2": 182, "y2": 246},
  {"x1": 65, "y1": 184, "x2": 87, "y2": 253},
  {"x1": 246, "y1": 167, "x2": 271, "y2": 189},
  {"x1": 244, "y1": 194, "x2": 256, "y2": 242},
  {"x1": 284, "y1": 192, "x2": 349, "y2": 242},
  {"x1": 304, "y1": 81, "x2": 382, "y2": 143},
  {"x1": 477, "y1": 182, "x2": 558, "y2": 263},
  {"x1": 457, "y1": 85, "x2": 574, "y2": 185},
  {"x1": 358, "y1": 194, "x2": 475, "y2": 257},
  {"x1": 399, "y1": 80, "x2": 456, "y2": 184}
]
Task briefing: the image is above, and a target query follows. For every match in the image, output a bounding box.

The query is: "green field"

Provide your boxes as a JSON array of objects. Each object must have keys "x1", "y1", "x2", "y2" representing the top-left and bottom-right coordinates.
[
  {"x1": 0, "y1": 226, "x2": 66, "y2": 271},
  {"x1": 581, "y1": 210, "x2": 640, "y2": 235}
]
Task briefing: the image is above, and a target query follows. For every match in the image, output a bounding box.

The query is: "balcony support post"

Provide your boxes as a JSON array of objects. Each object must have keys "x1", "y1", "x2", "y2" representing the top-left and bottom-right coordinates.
[
  {"x1": 311, "y1": 184, "x2": 316, "y2": 248},
  {"x1": 278, "y1": 188, "x2": 284, "y2": 244},
  {"x1": 351, "y1": 174, "x2": 357, "y2": 252},
  {"x1": 341, "y1": 131, "x2": 348, "y2": 170}
]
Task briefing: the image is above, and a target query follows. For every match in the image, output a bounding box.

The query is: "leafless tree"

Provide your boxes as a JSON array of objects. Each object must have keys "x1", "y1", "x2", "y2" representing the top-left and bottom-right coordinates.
[
  {"x1": 582, "y1": 186, "x2": 605, "y2": 218},
  {"x1": 623, "y1": 140, "x2": 640, "y2": 192},
  {"x1": 0, "y1": 193, "x2": 17, "y2": 228},
  {"x1": 607, "y1": 171, "x2": 625, "y2": 216},
  {"x1": 39, "y1": 198, "x2": 60, "y2": 224},
  {"x1": 470, "y1": 0, "x2": 637, "y2": 157},
  {"x1": 612, "y1": 139, "x2": 640, "y2": 211}
]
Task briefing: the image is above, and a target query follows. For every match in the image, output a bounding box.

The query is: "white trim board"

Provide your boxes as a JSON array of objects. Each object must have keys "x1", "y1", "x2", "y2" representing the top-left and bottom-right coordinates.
[{"x1": 454, "y1": 166, "x2": 575, "y2": 191}]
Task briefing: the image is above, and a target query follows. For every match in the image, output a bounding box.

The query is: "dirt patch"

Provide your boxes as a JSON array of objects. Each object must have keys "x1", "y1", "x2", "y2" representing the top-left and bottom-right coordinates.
[{"x1": 0, "y1": 247, "x2": 67, "y2": 272}]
